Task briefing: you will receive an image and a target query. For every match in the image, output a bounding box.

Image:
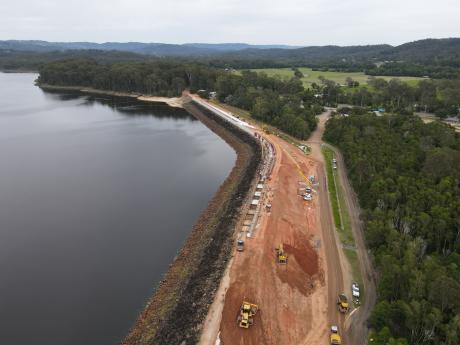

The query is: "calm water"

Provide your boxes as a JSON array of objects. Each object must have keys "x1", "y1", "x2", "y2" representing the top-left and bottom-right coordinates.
[{"x1": 0, "y1": 73, "x2": 235, "y2": 345}]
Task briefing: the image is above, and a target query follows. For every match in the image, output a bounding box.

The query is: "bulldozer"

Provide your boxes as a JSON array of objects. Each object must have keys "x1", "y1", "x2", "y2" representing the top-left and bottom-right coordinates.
[
  {"x1": 337, "y1": 293, "x2": 349, "y2": 313},
  {"x1": 237, "y1": 301, "x2": 258, "y2": 328},
  {"x1": 275, "y1": 244, "x2": 288, "y2": 264}
]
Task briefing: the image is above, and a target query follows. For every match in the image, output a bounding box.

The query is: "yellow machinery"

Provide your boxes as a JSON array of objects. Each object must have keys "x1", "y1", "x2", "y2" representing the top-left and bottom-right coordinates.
[
  {"x1": 337, "y1": 293, "x2": 349, "y2": 313},
  {"x1": 276, "y1": 244, "x2": 288, "y2": 264},
  {"x1": 237, "y1": 301, "x2": 258, "y2": 328},
  {"x1": 330, "y1": 325, "x2": 342, "y2": 344}
]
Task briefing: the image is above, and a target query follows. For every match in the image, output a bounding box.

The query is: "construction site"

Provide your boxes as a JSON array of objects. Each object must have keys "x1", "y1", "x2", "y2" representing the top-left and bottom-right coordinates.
[
  {"x1": 122, "y1": 93, "x2": 373, "y2": 345},
  {"x1": 193, "y1": 98, "x2": 367, "y2": 345}
]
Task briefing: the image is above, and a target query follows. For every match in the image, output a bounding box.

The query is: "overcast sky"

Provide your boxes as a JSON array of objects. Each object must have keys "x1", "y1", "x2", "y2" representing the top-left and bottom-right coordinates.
[{"x1": 1, "y1": 0, "x2": 459, "y2": 46}]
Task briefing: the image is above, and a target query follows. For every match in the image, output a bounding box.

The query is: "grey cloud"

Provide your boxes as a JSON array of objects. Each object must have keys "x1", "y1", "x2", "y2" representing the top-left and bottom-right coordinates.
[{"x1": 0, "y1": 0, "x2": 459, "y2": 45}]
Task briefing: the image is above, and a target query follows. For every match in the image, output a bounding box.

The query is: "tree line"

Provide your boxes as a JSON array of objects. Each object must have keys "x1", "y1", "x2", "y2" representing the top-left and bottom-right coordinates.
[
  {"x1": 324, "y1": 114, "x2": 460, "y2": 345},
  {"x1": 313, "y1": 76, "x2": 460, "y2": 118},
  {"x1": 38, "y1": 59, "x2": 320, "y2": 139}
]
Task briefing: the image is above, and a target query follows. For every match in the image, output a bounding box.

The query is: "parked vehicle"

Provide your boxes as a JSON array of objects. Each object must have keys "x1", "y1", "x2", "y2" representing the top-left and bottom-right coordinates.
[
  {"x1": 330, "y1": 325, "x2": 342, "y2": 344},
  {"x1": 352, "y1": 282, "x2": 360, "y2": 298}
]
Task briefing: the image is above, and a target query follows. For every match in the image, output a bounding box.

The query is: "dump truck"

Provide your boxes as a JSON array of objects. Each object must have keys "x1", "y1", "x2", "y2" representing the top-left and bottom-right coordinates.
[
  {"x1": 337, "y1": 293, "x2": 349, "y2": 313},
  {"x1": 330, "y1": 325, "x2": 342, "y2": 344},
  {"x1": 237, "y1": 240, "x2": 245, "y2": 252},
  {"x1": 276, "y1": 244, "x2": 288, "y2": 264},
  {"x1": 237, "y1": 301, "x2": 258, "y2": 328}
]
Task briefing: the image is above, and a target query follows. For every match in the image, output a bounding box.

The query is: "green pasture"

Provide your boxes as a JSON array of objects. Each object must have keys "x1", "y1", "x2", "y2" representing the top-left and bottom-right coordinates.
[{"x1": 247, "y1": 67, "x2": 424, "y2": 87}]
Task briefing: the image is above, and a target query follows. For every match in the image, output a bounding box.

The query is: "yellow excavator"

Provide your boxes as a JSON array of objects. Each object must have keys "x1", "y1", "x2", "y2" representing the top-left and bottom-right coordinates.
[
  {"x1": 237, "y1": 301, "x2": 259, "y2": 328},
  {"x1": 276, "y1": 244, "x2": 288, "y2": 264},
  {"x1": 337, "y1": 293, "x2": 349, "y2": 313}
]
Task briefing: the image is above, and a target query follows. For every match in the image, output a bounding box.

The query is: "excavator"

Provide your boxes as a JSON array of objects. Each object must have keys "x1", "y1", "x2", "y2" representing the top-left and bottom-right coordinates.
[
  {"x1": 337, "y1": 293, "x2": 349, "y2": 313},
  {"x1": 237, "y1": 301, "x2": 259, "y2": 328},
  {"x1": 275, "y1": 244, "x2": 288, "y2": 264}
]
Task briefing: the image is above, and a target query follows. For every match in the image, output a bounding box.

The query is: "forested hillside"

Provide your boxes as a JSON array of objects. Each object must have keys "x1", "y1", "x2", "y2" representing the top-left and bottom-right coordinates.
[
  {"x1": 4, "y1": 38, "x2": 460, "y2": 78},
  {"x1": 37, "y1": 59, "x2": 320, "y2": 139},
  {"x1": 0, "y1": 40, "x2": 298, "y2": 56},
  {"x1": 0, "y1": 49, "x2": 148, "y2": 71},
  {"x1": 324, "y1": 114, "x2": 460, "y2": 344}
]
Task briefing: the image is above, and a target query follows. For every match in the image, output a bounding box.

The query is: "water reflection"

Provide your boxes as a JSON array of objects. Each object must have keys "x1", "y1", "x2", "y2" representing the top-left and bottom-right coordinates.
[{"x1": 41, "y1": 89, "x2": 197, "y2": 121}]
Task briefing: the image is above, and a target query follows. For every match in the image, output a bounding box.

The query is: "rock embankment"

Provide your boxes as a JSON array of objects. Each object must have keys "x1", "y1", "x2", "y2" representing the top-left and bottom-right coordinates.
[{"x1": 122, "y1": 99, "x2": 262, "y2": 345}]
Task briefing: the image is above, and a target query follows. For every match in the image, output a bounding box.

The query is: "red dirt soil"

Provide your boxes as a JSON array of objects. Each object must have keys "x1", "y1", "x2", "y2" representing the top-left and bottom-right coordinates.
[{"x1": 218, "y1": 134, "x2": 331, "y2": 345}]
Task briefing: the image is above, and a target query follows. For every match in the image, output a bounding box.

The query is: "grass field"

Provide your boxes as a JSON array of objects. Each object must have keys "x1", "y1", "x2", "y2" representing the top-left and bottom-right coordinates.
[
  {"x1": 248, "y1": 67, "x2": 424, "y2": 87},
  {"x1": 322, "y1": 146, "x2": 342, "y2": 230}
]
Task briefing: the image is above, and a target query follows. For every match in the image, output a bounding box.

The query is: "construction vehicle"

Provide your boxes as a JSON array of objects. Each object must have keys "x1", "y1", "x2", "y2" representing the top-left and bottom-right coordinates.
[
  {"x1": 275, "y1": 244, "x2": 288, "y2": 264},
  {"x1": 337, "y1": 293, "x2": 349, "y2": 313},
  {"x1": 330, "y1": 325, "x2": 342, "y2": 344},
  {"x1": 237, "y1": 240, "x2": 245, "y2": 252},
  {"x1": 237, "y1": 301, "x2": 258, "y2": 328}
]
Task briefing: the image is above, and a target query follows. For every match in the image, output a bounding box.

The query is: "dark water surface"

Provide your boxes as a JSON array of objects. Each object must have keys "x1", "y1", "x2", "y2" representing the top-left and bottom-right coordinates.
[{"x1": 0, "y1": 73, "x2": 235, "y2": 345}]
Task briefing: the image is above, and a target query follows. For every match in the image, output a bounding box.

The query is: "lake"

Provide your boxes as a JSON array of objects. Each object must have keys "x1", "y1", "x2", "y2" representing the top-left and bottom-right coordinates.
[{"x1": 0, "y1": 73, "x2": 235, "y2": 345}]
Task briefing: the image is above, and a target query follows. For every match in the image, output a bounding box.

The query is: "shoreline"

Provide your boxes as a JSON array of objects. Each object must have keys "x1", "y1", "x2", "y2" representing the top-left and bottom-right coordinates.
[
  {"x1": 38, "y1": 84, "x2": 184, "y2": 108},
  {"x1": 122, "y1": 99, "x2": 262, "y2": 344},
  {"x1": 38, "y1": 84, "x2": 262, "y2": 344}
]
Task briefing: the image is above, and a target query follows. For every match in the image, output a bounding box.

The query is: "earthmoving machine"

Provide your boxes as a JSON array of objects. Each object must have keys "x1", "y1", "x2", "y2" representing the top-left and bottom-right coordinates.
[
  {"x1": 237, "y1": 301, "x2": 258, "y2": 328},
  {"x1": 337, "y1": 293, "x2": 349, "y2": 313},
  {"x1": 330, "y1": 325, "x2": 342, "y2": 345},
  {"x1": 275, "y1": 244, "x2": 288, "y2": 264}
]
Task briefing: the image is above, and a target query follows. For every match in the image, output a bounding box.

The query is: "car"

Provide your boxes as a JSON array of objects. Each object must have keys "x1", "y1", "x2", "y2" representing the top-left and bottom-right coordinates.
[
  {"x1": 305, "y1": 187, "x2": 312, "y2": 194},
  {"x1": 352, "y1": 282, "x2": 360, "y2": 298},
  {"x1": 303, "y1": 194, "x2": 312, "y2": 201}
]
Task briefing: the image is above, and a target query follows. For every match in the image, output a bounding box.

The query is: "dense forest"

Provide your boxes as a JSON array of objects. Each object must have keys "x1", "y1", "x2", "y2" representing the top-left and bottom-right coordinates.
[
  {"x1": 324, "y1": 114, "x2": 460, "y2": 345},
  {"x1": 37, "y1": 59, "x2": 319, "y2": 139}
]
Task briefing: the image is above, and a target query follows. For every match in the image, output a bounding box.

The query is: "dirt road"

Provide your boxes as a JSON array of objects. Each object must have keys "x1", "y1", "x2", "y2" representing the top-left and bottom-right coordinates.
[{"x1": 323, "y1": 141, "x2": 377, "y2": 345}]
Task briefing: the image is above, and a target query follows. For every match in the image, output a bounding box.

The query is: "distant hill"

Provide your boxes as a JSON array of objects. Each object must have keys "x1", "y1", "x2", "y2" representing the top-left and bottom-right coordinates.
[
  {"x1": 220, "y1": 44, "x2": 393, "y2": 61},
  {"x1": 1, "y1": 38, "x2": 460, "y2": 76},
  {"x1": 379, "y1": 38, "x2": 460, "y2": 65},
  {"x1": 0, "y1": 40, "x2": 301, "y2": 56},
  {"x1": 218, "y1": 39, "x2": 460, "y2": 64},
  {"x1": 1, "y1": 39, "x2": 459, "y2": 64}
]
